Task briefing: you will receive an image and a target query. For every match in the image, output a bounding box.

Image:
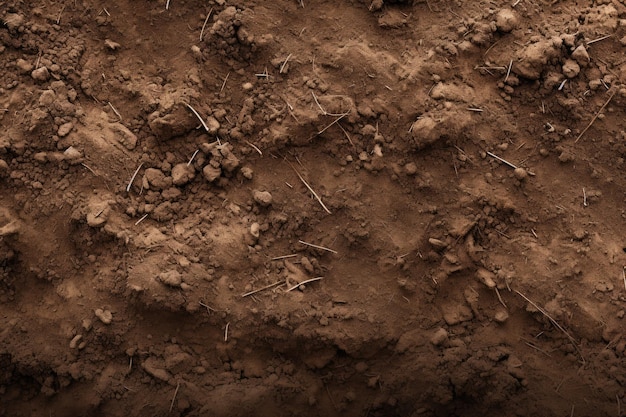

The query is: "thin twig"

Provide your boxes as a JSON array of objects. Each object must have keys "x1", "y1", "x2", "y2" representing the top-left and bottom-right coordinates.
[
  {"x1": 245, "y1": 140, "x2": 263, "y2": 156},
  {"x1": 184, "y1": 103, "x2": 209, "y2": 132},
  {"x1": 169, "y1": 382, "x2": 180, "y2": 413},
  {"x1": 188, "y1": 149, "x2": 199, "y2": 166},
  {"x1": 487, "y1": 151, "x2": 517, "y2": 169},
  {"x1": 81, "y1": 163, "x2": 97, "y2": 176},
  {"x1": 286, "y1": 277, "x2": 324, "y2": 292},
  {"x1": 298, "y1": 240, "x2": 337, "y2": 254},
  {"x1": 279, "y1": 53, "x2": 292, "y2": 74},
  {"x1": 622, "y1": 267, "x2": 626, "y2": 292},
  {"x1": 317, "y1": 112, "x2": 349, "y2": 135},
  {"x1": 291, "y1": 166, "x2": 332, "y2": 214},
  {"x1": 272, "y1": 254, "x2": 298, "y2": 260},
  {"x1": 134, "y1": 214, "x2": 148, "y2": 226},
  {"x1": 587, "y1": 34, "x2": 612, "y2": 45},
  {"x1": 165, "y1": 0, "x2": 171, "y2": 10},
  {"x1": 515, "y1": 290, "x2": 583, "y2": 361},
  {"x1": 224, "y1": 322, "x2": 230, "y2": 342},
  {"x1": 220, "y1": 72, "x2": 230, "y2": 93},
  {"x1": 108, "y1": 101, "x2": 122, "y2": 120},
  {"x1": 494, "y1": 287, "x2": 507, "y2": 309},
  {"x1": 504, "y1": 59, "x2": 513, "y2": 83},
  {"x1": 126, "y1": 162, "x2": 144, "y2": 192},
  {"x1": 575, "y1": 90, "x2": 615, "y2": 143},
  {"x1": 241, "y1": 281, "x2": 284, "y2": 297},
  {"x1": 199, "y1": 8, "x2": 213, "y2": 41}
]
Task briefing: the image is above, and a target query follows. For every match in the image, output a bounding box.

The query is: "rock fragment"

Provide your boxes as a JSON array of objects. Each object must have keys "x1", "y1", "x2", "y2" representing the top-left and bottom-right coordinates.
[
  {"x1": 158, "y1": 270, "x2": 183, "y2": 287},
  {"x1": 495, "y1": 9, "x2": 518, "y2": 33},
  {"x1": 94, "y1": 308, "x2": 112, "y2": 324},
  {"x1": 31, "y1": 66, "x2": 50, "y2": 82},
  {"x1": 142, "y1": 357, "x2": 171, "y2": 382},
  {"x1": 202, "y1": 164, "x2": 221, "y2": 182},
  {"x1": 253, "y1": 190, "x2": 273, "y2": 207},
  {"x1": 171, "y1": 163, "x2": 195, "y2": 186},
  {"x1": 430, "y1": 327, "x2": 448, "y2": 346}
]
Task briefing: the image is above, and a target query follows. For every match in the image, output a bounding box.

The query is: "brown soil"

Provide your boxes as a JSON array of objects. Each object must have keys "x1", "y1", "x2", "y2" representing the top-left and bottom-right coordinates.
[{"x1": 2, "y1": 1, "x2": 626, "y2": 416}]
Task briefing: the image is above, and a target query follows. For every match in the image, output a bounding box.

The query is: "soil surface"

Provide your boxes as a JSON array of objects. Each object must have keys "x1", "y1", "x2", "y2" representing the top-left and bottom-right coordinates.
[{"x1": 2, "y1": 1, "x2": 626, "y2": 416}]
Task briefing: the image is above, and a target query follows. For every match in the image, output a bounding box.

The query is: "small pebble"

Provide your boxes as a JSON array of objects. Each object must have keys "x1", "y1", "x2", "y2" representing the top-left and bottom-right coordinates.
[
  {"x1": 253, "y1": 190, "x2": 273, "y2": 207},
  {"x1": 94, "y1": 308, "x2": 112, "y2": 325},
  {"x1": 513, "y1": 167, "x2": 528, "y2": 180}
]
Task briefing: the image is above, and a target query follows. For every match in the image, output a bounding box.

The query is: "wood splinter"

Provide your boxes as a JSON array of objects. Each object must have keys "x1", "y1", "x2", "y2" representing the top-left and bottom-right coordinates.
[
  {"x1": 298, "y1": 240, "x2": 337, "y2": 254},
  {"x1": 286, "y1": 277, "x2": 324, "y2": 292}
]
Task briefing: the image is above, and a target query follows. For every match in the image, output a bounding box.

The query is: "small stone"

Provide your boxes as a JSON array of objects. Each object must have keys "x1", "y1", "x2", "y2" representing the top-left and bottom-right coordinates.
[
  {"x1": 206, "y1": 116, "x2": 220, "y2": 134},
  {"x1": 571, "y1": 45, "x2": 589, "y2": 66},
  {"x1": 142, "y1": 357, "x2": 171, "y2": 382},
  {"x1": 171, "y1": 163, "x2": 195, "y2": 186},
  {"x1": 355, "y1": 362, "x2": 368, "y2": 373},
  {"x1": 158, "y1": 270, "x2": 183, "y2": 287},
  {"x1": 57, "y1": 122, "x2": 73, "y2": 137},
  {"x1": 495, "y1": 9, "x2": 518, "y2": 33},
  {"x1": 250, "y1": 222, "x2": 260, "y2": 238},
  {"x1": 240, "y1": 166, "x2": 253, "y2": 180},
  {"x1": 202, "y1": 164, "x2": 221, "y2": 182},
  {"x1": 69, "y1": 334, "x2": 83, "y2": 349},
  {"x1": 82, "y1": 319, "x2": 93, "y2": 332},
  {"x1": 62, "y1": 146, "x2": 83, "y2": 164},
  {"x1": 494, "y1": 310, "x2": 509, "y2": 323},
  {"x1": 428, "y1": 237, "x2": 447, "y2": 249},
  {"x1": 34, "y1": 152, "x2": 48, "y2": 162},
  {"x1": 0, "y1": 159, "x2": 8, "y2": 176},
  {"x1": 595, "y1": 282, "x2": 614, "y2": 293},
  {"x1": 562, "y1": 59, "x2": 580, "y2": 79},
  {"x1": 94, "y1": 308, "x2": 112, "y2": 324},
  {"x1": 242, "y1": 82, "x2": 254, "y2": 90},
  {"x1": 253, "y1": 190, "x2": 273, "y2": 207},
  {"x1": 31, "y1": 66, "x2": 50, "y2": 82},
  {"x1": 104, "y1": 39, "x2": 121, "y2": 50},
  {"x1": 3, "y1": 13, "x2": 25, "y2": 31},
  {"x1": 513, "y1": 167, "x2": 528, "y2": 180},
  {"x1": 15, "y1": 59, "x2": 33, "y2": 74},
  {"x1": 404, "y1": 162, "x2": 418, "y2": 175},
  {"x1": 476, "y1": 268, "x2": 497, "y2": 289},
  {"x1": 430, "y1": 327, "x2": 448, "y2": 346}
]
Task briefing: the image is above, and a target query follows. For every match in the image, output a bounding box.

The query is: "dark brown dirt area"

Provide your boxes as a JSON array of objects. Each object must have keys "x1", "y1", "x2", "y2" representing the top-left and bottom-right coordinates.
[{"x1": 2, "y1": 0, "x2": 626, "y2": 416}]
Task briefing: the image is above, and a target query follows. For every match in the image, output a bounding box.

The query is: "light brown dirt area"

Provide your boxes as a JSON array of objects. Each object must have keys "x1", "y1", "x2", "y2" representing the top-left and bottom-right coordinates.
[{"x1": 3, "y1": 0, "x2": 626, "y2": 416}]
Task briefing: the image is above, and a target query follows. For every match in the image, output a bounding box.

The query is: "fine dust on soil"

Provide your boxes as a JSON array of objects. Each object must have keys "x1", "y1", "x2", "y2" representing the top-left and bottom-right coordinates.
[{"x1": 2, "y1": 0, "x2": 626, "y2": 416}]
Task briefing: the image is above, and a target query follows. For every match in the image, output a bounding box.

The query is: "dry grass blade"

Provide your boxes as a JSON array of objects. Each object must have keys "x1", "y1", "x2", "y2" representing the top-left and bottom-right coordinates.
[
  {"x1": 279, "y1": 53, "x2": 292, "y2": 74},
  {"x1": 575, "y1": 90, "x2": 615, "y2": 143},
  {"x1": 199, "y1": 8, "x2": 213, "y2": 41},
  {"x1": 108, "y1": 101, "x2": 122, "y2": 120},
  {"x1": 298, "y1": 240, "x2": 337, "y2": 254},
  {"x1": 271, "y1": 254, "x2": 298, "y2": 260},
  {"x1": 184, "y1": 103, "x2": 209, "y2": 132},
  {"x1": 126, "y1": 162, "x2": 144, "y2": 192},
  {"x1": 289, "y1": 163, "x2": 332, "y2": 214},
  {"x1": 515, "y1": 290, "x2": 583, "y2": 362},
  {"x1": 220, "y1": 72, "x2": 230, "y2": 92},
  {"x1": 487, "y1": 151, "x2": 517, "y2": 169},
  {"x1": 188, "y1": 149, "x2": 199, "y2": 166},
  {"x1": 245, "y1": 140, "x2": 263, "y2": 156},
  {"x1": 169, "y1": 382, "x2": 180, "y2": 413},
  {"x1": 241, "y1": 280, "x2": 284, "y2": 297},
  {"x1": 317, "y1": 112, "x2": 349, "y2": 135},
  {"x1": 286, "y1": 277, "x2": 324, "y2": 292}
]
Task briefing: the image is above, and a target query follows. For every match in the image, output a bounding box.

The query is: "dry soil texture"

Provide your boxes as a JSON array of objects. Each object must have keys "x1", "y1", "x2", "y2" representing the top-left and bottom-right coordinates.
[{"x1": 2, "y1": 0, "x2": 626, "y2": 416}]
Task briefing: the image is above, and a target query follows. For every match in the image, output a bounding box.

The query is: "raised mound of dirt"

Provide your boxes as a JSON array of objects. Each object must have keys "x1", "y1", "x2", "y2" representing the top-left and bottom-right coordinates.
[{"x1": 2, "y1": 1, "x2": 626, "y2": 416}]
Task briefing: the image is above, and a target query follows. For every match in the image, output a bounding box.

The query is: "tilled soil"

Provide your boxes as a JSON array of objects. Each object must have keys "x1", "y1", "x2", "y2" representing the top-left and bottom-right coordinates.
[{"x1": 2, "y1": 1, "x2": 626, "y2": 416}]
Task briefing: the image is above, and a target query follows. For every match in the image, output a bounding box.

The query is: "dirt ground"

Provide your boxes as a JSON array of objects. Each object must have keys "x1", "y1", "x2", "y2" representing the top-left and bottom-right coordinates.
[{"x1": 2, "y1": 0, "x2": 626, "y2": 416}]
